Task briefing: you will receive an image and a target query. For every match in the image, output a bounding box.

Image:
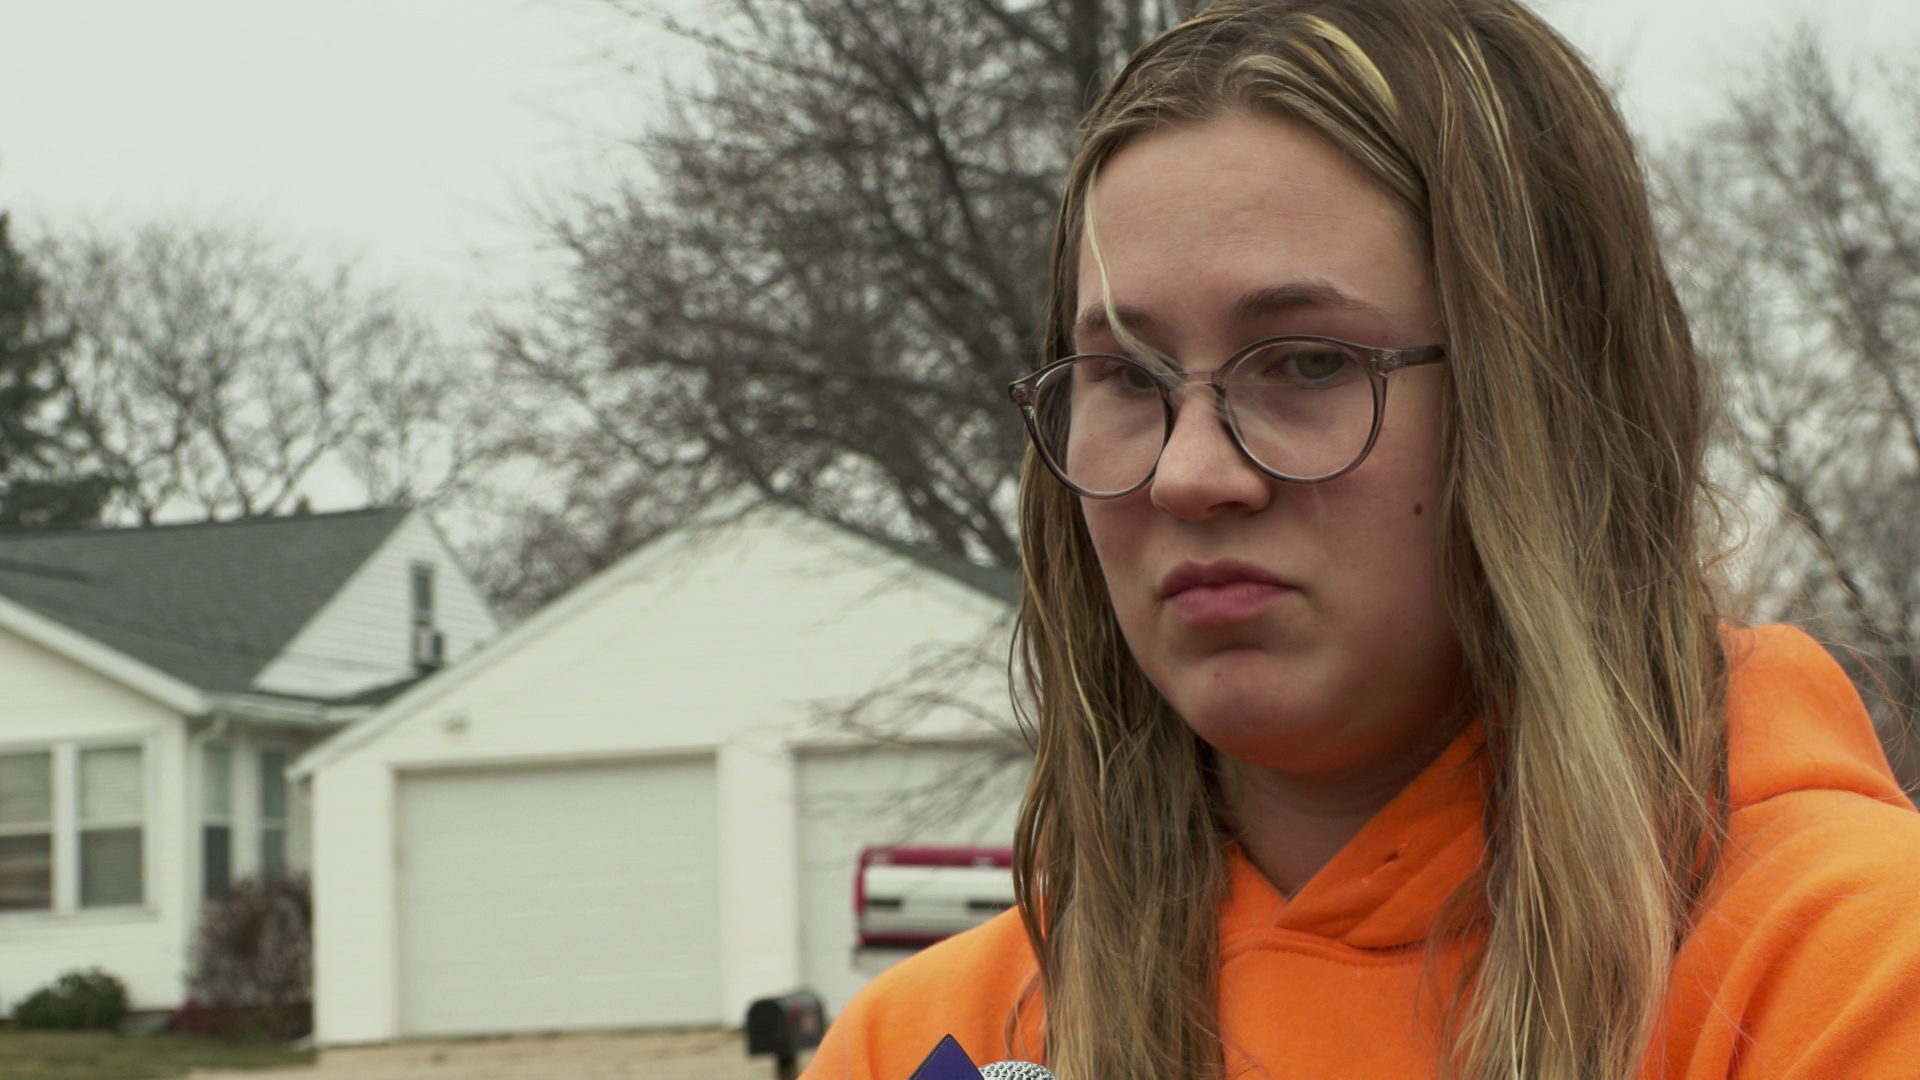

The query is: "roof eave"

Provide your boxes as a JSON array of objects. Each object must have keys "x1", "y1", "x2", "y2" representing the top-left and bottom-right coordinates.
[
  {"x1": 0, "y1": 592, "x2": 207, "y2": 716},
  {"x1": 206, "y1": 692, "x2": 371, "y2": 730}
]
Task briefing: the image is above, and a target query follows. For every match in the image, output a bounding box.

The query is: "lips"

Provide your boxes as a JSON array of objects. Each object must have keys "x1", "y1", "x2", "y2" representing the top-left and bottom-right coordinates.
[{"x1": 1160, "y1": 559, "x2": 1295, "y2": 626}]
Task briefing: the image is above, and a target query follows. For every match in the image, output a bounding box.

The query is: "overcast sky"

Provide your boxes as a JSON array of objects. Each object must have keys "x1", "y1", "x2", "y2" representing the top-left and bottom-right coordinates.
[
  {"x1": 0, "y1": 0, "x2": 1914, "y2": 330},
  {"x1": 0, "y1": 0, "x2": 689, "y2": 320}
]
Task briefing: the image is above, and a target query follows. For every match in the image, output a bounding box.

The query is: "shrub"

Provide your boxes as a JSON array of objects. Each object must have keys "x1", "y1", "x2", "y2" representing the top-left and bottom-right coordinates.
[
  {"x1": 183, "y1": 874, "x2": 312, "y2": 1041},
  {"x1": 13, "y1": 968, "x2": 130, "y2": 1029}
]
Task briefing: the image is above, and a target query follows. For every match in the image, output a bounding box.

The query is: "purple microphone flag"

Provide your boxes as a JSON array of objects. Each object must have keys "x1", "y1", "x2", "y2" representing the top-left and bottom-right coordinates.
[{"x1": 908, "y1": 1035, "x2": 985, "y2": 1080}]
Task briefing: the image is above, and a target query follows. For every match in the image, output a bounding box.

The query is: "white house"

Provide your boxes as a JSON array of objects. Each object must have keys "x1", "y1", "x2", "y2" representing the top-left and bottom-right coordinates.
[
  {"x1": 0, "y1": 507, "x2": 499, "y2": 1013},
  {"x1": 297, "y1": 501, "x2": 1029, "y2": 1045}
]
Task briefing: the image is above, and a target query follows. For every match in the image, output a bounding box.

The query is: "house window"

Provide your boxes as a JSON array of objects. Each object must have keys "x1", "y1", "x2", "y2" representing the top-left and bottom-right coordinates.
[
  {"x1": 0, "y1": 751, "x2": 53, "y2": 911},
  {"x1": 203, "y1": 742, "x2": 232, "y2": 901},
  {"x1": 412, "y1": 562, "x2": 435, "y2": 627},
  {"x1": 0, "y1": 746, "x2": 145, "y2": 913},
  {"x1": 79, "y1": 746, "x2": 143, "y2": 907},
  {"x1": 259, "y1": 748, "x2": 288, "y2": 881},
  {"x1": 410, "y1": 562, "x2": 443, "y2": 670},
  {"x1": 408, "y1": 557, "x2": 441, "y2": 668}
]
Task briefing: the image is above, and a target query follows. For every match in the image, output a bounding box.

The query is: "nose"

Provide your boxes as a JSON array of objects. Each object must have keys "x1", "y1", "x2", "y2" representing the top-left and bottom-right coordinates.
[{"x1": 1148, "y1": 386, "x2": 1273, "y2": 519}]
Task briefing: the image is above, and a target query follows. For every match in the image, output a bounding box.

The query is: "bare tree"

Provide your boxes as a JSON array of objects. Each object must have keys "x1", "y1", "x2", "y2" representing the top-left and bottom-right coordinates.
[
  {"x1": 34, "y1": 221, "x2": 470, "y2": 523},
  {"x1": 1659, "y1": 38, "x2": 1920, "y2": 785},
  {"x1": 477, "y1": 0, "x2": 1196, "y2": 611}
]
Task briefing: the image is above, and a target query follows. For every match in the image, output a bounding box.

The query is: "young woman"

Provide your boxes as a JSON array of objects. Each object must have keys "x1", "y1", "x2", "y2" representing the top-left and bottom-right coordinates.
[{"x1": 804, "y1": 2, "x2": 1920, "y2": 1077}]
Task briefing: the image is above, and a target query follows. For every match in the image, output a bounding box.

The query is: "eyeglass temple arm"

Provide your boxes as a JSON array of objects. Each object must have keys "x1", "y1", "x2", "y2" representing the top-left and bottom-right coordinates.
[{"x1": 1371, "y1": 344, "x2": 1447, "y2": 373}]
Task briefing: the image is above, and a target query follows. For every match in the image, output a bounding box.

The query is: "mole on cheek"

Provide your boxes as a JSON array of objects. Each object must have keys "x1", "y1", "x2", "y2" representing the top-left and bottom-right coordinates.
[{"x1": 1413, "y1": 502, "x2": 1424, "y2": 516}]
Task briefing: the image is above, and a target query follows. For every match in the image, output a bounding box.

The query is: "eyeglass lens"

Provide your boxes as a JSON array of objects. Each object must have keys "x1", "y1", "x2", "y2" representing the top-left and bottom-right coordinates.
[{"x1": 1028, "y1": 340, "x2": 1378, "y2": 495}]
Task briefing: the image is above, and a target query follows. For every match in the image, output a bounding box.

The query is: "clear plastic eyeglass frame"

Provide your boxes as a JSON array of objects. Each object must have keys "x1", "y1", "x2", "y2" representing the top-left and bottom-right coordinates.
[{"x1": 1006, "y1": 334, "x2": 1448, "y2": 498}]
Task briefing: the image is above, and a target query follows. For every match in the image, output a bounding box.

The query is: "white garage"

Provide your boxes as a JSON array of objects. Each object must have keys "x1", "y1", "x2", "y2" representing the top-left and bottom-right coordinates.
[
  {"x1": 298, "y1": 500, "x2": 1022, "y2": 1046},
  {"x1": 395, "y1": 757, "x2": 722, "y2": 1036}
]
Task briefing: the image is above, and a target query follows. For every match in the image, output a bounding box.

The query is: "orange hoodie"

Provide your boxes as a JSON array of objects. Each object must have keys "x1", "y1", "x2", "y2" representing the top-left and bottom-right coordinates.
[{"x1": 802, "y1": 625, "x2": 1920, "y2": 1079}]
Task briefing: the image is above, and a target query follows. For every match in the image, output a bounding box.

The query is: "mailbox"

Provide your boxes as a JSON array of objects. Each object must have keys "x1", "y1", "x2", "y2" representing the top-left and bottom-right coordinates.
[{"x1": 746, "y1": 989, "x2": 827, "y2": 1059}]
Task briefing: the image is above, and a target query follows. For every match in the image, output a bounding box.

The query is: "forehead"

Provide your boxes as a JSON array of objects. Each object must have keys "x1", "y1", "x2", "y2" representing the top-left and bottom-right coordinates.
[{"x1": 1075, "y1": 112, "x2": 1429, "y2": 342}]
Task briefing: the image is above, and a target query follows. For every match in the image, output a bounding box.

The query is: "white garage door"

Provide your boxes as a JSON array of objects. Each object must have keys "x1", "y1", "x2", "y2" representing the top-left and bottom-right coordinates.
[
  {"x1": 397, "y1": 757, "x2": 721, "y2": 1037},
  {"x1": 796, "y1": 744, "x2": 1029, "y2": 1013}
]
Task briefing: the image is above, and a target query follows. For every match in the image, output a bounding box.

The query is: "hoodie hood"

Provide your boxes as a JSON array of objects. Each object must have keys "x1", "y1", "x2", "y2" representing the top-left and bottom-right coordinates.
[
  {"x1": 1723, "y1": 625, "x2": 1911, "y2": 811},
  {"x1": 1219, "y1": 623, "x2": 1911, "y2": 952}
]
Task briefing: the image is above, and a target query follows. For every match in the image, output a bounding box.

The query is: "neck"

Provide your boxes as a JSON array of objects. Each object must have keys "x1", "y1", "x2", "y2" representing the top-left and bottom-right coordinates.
[{"x1": 1223, "y1": 723, "x2": 1462, "y2": 896}]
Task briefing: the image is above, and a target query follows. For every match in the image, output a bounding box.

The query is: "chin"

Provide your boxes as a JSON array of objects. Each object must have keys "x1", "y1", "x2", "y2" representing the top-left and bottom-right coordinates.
[
  {"x1": 1164, "y1": 675, "x2": 1343, "y2": 767},
  {"x1": 1186, "y1": 707, "x2": 1342, "y2": 770}
]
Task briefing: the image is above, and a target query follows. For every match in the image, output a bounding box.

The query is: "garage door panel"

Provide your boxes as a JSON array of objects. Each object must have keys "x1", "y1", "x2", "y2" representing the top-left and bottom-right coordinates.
[{"x1": 397, "y1": 757, "x2": 720, "y2": 1036}]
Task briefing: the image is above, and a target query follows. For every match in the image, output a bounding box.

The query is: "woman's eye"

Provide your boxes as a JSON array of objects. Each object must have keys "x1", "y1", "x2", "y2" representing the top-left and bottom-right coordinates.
[
  {"x1": 1288, "y1": 350, "x2": 1352, "y2": 381},
  {"x1": 1086, "y1": 359, "x2": 1158, "y2": 393}
]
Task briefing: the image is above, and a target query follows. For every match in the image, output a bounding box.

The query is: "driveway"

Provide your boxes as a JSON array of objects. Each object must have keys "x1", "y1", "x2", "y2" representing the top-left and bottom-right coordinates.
[{"x1": 185, "y1": 1029, "x2": 805, "y2": 1080}]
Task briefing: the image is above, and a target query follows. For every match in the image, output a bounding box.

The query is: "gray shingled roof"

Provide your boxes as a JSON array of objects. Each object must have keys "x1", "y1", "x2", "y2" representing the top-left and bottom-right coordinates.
[{"x1": 0, "y1": 507, "x2": 411, "y2": 696}]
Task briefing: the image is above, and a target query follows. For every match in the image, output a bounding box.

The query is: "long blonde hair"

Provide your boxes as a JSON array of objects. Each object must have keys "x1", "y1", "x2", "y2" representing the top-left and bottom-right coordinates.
[{"x1": 1010, "y1": 3, "x2": 1728, "y2": 1079}]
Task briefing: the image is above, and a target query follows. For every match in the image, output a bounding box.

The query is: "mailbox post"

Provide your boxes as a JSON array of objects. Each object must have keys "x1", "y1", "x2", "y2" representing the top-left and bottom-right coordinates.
[{"x1": 746, "y1": 989, "x2": 827, "y2": 1080}]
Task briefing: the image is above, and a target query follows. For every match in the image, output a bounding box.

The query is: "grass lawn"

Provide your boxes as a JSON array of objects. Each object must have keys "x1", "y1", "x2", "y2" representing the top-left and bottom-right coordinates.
[{"x1": 0, "y1": 1029, "x2": 315, "y2": 1080}]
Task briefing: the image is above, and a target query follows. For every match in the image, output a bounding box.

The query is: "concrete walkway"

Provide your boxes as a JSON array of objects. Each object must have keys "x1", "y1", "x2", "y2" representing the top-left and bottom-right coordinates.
[{"x1": 185, "y1": 1029, "x2": 805, "y2": 1080}]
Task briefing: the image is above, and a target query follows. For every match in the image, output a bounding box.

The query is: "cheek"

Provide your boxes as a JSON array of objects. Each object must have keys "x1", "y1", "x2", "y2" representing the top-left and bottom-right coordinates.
[
  {"x1": 1079, "y1": 497, "x2": 1160, "y2": 633},
  {"x1": 1335, "y1": 406, "x2": 1460, "y2": 695},
  {"x1": 1339, "y1": 405, "x2": 1451, "y2": 618},
  {"x1": 1345, "y1": 502, "x2": 1452, "y2": 656},
  {"x1": 1080, "y1": 497, "x2": 1142, "y2": 587}
]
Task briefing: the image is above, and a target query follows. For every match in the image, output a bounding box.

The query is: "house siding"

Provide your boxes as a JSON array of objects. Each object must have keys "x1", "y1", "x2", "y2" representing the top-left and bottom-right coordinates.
[
  {"x1": 0, "y1": 626, "x2": 191, "y2": 1011},
  {"x1": 310, "y1": 755, "x2": 398, "y2": 1043},
  {"x1": 251, "y1": 514, "x2": 500, "y2": 701}
]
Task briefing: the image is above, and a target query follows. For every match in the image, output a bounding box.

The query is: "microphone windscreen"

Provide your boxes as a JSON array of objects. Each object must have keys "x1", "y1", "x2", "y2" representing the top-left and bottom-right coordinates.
[{"x1": 980, "y1": 1062, "x2": 1057, "y2": 1080}]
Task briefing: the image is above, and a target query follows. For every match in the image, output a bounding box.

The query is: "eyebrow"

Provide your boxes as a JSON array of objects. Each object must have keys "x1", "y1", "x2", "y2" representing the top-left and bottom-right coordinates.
[{"x1": 1072, "y1": 280, "x2": 1388, "y2": 336}]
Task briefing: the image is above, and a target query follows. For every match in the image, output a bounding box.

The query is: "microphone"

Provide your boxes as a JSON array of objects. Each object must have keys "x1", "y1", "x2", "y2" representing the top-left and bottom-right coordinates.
[
  {"x1": 908, "y1": 1035, "x2": 1057, "y2": 1080},
  {"x1": 980, "y1": 1063, "x2": 1056, "y2": 1080}
]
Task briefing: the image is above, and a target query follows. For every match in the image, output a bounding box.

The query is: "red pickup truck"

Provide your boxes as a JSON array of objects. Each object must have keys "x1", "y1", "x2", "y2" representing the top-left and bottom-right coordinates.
[{"x1": 854, "y1": 845, "x2": 1015, "y2": 949}]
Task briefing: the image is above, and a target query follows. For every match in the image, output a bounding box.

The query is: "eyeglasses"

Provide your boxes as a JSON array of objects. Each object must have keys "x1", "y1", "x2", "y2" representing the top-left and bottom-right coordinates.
[{"x1": 1007, "y1": 335, "x2": 1447, "y2": 498}]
